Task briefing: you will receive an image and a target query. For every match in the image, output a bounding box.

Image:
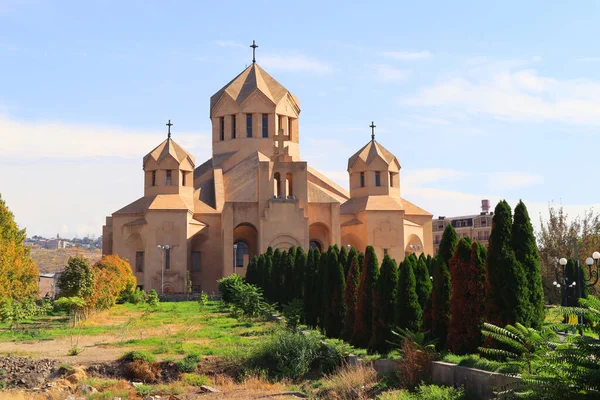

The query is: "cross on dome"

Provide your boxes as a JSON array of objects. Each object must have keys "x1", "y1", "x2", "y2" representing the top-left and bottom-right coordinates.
[
  {"x1": 370, "y1": 121, "x2": 376, "y2": 141},
  {"x1": 250, "y1": 40, "x2": 258, "y2": 64},
  {"x1": 166, "y1": 119, "x2": 173, "y2": 139}
]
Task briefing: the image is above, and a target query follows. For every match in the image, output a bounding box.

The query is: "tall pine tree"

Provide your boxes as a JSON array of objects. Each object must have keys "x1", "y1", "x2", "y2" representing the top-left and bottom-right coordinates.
[
  {"x1": 369, "y1": 254, "x2": 398, "y2": 353},
  {"x1": 263, "y1": 253, "x2": 273, "y2": 301},
  {"x1": 282, "y1": 247, "x2": 296, "y2": 305},
  {"x1": 485, "y1": 200, "x2": 529, "y2": 327},
  {"x1": 431, "y1": 258, "x2": 451, "y2": 350},
  {"x1": 304, "y1": 248, "x2": 320, "y2": 327},
  {"x1": 270, "y1": 249, "x2": 284, "y2": 305},
  {"x1": 512, "y1": 200, "x2": 545, "y2": 328},
  {"x1": 353, "y1": 245, "x2": 379, "y2": 348},
  {"x1": 396, "y1": 257, "x2": 422, "y2": 332},
  {"x1": 415, "y1": 253, "x2": 432, "y2": 309},
  {"x1": 293, "y1": 247, "x2": 307, "y2": 301},
  {"x1": 438, "y1": 224, "x2": 459, "y2": 266},
  {"x1": 343, "y1": 253, "x2": 360, "y2": 341},
  {"x1": 324, "y1": 246, "x2": 345, "y2": 338}
]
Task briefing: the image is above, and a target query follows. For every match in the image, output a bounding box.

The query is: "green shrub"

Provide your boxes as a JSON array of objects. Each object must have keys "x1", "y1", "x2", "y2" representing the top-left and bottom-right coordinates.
[
  {"x1": 217, "y1": 274, "x2": 243, "y2": 303},
  {"x1": 147, "y1": 289, "x2": 160, "y2": 308},
  {"x1": 120, "y1": 350, "x2": 156, "y2": 364},
  {"x1": 176, "y1": 353, "x2": 201, "y2": 373},
  {"x1": 129, "y1": 287, "x2": 147, "y2": 305},
  {"x1": 198, "y1": 292, "x2": 209, "y2": 310},
  {"x1": 442, "y1": 353, "x2": 521, "y2": 374},
  {"x1": 282, "y1": 298, "x2": 304, "y2": 331},
  {"x1": 135, "y1": 384, "x2": 156, "y2": 397},
  {"x1": 182, "y1": 373, "x2": 210, "y2": 387},
  {"x1": 245, "y1": 329, "x2": 322, "y2": 380},
  {"x1": 377, "y1": 384, "x2": 466, "y2": 400}
]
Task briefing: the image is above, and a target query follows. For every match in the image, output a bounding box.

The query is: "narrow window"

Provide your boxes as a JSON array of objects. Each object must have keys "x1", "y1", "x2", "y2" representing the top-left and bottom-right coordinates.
[
  {"x1": 192, "y1": 251, "x2": 201, "y2": 272},
  {"x1": 389, "y1": 172, "x2": 393, "y2": 187},
  {"x1": 136, "y1": 251, "x2": 144, "y2": 272},
  {"x1": 166, "y1": 170, "x2": 172, "y2": 186},
  {"x1": 262, "y1": 114, "x2": 268, "y2": 138},
  {"x1": 232, "y1": 115, "x2": 236, "y2": 138},
  {"x1": 360, "y1": 172, "x2": 365, "y2": 187},
  {"x1": 165, "y1": 248, "x2": 171, "y2": 270},
  {"x1": 152, "y1": 171, "x2": 156, "y2": 186},
  {"x1": 220, "y1": 117, "x2": 225, "y2": 141},
  {"x1": 182, "y1": 171, "x2": 186, "y2": 187},
  {"x1": 288, "y1": 118, "x2": 293, "y2": 139},
  {"x1": 246, "y1": 114, "x2": 253, "y2": 137},
  {"x1": 192, "y1": 285, "x2": 200, "y2": 294},
  {"x1": 375, "y1": 171, "x2": 381, "y2": 187},
  {"x1": 278, "y1": 115, "x2": 284, "y2": 133},
  {"x1": 383, "y1": 248, "x2": 388, "y2": 256}
]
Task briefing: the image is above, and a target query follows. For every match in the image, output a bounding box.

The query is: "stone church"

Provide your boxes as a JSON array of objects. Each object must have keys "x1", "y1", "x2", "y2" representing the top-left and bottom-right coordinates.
[{"x1": 102, "y1": 55, "x2": 433, "y2": 294}]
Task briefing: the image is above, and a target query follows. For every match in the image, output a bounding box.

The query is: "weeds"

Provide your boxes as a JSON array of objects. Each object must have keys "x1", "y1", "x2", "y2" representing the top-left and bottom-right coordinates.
[
  {"x1": 181, "y1": 373, "x2": 210, "y2": 387},
  {"x1": 317, "y1": 364, "x2": 379, "y2": 399}
]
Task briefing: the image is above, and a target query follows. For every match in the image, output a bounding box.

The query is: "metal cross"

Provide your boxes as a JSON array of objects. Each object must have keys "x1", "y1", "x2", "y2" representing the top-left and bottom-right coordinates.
[
  {"x1": 166, "y1": 119, "x2": 173, "y2": 139},
  {"x1": 370, "y1": 121, "x2": 376, "y2": 141},
  {"x1": 250, "y1": 40, "x2": 258, "y2": 64}
]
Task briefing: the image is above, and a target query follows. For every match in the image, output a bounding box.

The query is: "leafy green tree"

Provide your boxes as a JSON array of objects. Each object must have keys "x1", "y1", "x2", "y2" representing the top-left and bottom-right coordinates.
[
  {"x1": 512, "y1": 200, "x2": 545, "y2": 328},
  {"x1": 245, "y1": 256, "x2": 260, "y2": 286},
  {"x1": 415, "y1": 253, "x2": 432, "y2": 310},
  {"x1": 54, "y1": 296, "x2": 86, "y2": 327},
  {"x1": 353, "y1": 245, "x2": 379, "y2": 348},
  {"x1": 293, "y1": 247, "x2": 307, "y2": 301},
  {"x1": 343, "y1": 253, "x2": 360, "y2": 341},
  {"x1": 396, "y1": 257, "x2": 422, "y2": 332},
  {"x1": 431, "y1": 259, "x2": 451, "y2": 349},
  {"x1": 438, "y1": 224, "x2": 459, "y2": 266},
  {"x1": 485, "y1": 200, "x2": 529, "y2": 327},
  {"x1": 369, "y1": 254, "x2": 398, "y2": 353},
  {"x1": 57, "y1": 256, "x2": 94, "y2": 300},
  {"x1": 346, "y1": 246, "x2": 358, "y2": 278},
  {"x1": 0, "y1": 194, "x2": 26, "y2": 246},
  {"x1": 324, "y1": 246, "x2": 345, "y2": 338}
]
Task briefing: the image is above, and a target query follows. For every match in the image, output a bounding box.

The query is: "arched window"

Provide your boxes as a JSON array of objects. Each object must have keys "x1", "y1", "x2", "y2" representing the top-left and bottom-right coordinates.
[
  {"x1": 309, "y1": 241, "x2": 322, "y2": 252},
  {"x1": 286, "y1": 173, "x2": 293, "y2": 198},
  {"x1": 234, "y1": 240, "x2": 249, "y2": 267},
  {"x1": 274, "y1": 172, "x2": 281, "y2": 198}
]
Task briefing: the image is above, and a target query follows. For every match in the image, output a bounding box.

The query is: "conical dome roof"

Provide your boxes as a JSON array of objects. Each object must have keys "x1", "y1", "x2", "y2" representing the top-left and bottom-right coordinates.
[
  {"x1": 347, "y1": 139, "x2": 399, "y2": 170},
  {"x1": 210, "y1": 63, "x2": 300, "y2": 112},
  {"x1": 143, "y1": 138, "x2": 195, "y2": 167}
]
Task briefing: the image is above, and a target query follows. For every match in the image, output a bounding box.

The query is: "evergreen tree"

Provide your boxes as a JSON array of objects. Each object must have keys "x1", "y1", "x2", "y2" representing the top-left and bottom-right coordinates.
[
  {"x1": 447, "y1": 238, "x2": 487, "y2": 354},
  {"x1": 245, "y1": 256, "x2": 260, "y2": 286},
  {"x1": 438, "y1": 224, "x2": 459, "y2": 266},
  {"x1": 346, "y1": 246, "x2": 358, "y2": 277},
  {"x1": 304, "y1": 248, "x2": 320, "y2": 327},
  {"x1": 415, "y1": 253, "x2": 432, "y2": 310},
  {"x1": 281, "y1": 249, "x2": 295, "y2": 305},
  {"x1": 317, "y1": 250, "x2": 329, "y2": 331},
  {"x1": 338, "y1": 246, "x2": 348, "y2": 278},
  {"x1": 396, "y1": 257, "x2": 422, "y2": 332},
  {"x1": 270, "y1": 249, "x2": 284, "y2": 305},
  {"x1": 431, "y1": 259, "x2": 451, "y2": 350},
  {"x1": 565, "y1": 258, "x2": 578, "y2": 307},
  {"x1": 426, "y1": 255, "x2": 434, "y2": 276},
  {"x1": 512, "y1": 200, "x2": 545, "y2": 328},
  {"x1": 358, "y1": 252, "x2": 365, "y2": 274},
  {"x1": 293, "y1": 247, "x2": 307, "y2": 300},
  {"x1": 485, "y1": 200, "x2": 529, "y2": 327},
  {"x1": 343, "y1": 253, "x2": 360, "y2": 341},
  {"x1": 369, "y1": 254, "x2": 398, "y2": 353},
  {"x1": 324, "y1": 246, "x2": 345, "y2": 337},
  {"x1": 256, "y1": 255, "x2": 266, "y2": 291},
  {"x1": 263, "y1": 254, "x2": 273, "y2": 301},
  {"x1": 353, "y1": 245, "x2": 379, "y2": 348}
]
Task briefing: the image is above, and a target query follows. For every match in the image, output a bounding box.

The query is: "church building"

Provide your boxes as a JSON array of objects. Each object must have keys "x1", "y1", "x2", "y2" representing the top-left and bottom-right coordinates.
[{"x1": 102, "y1": 49, "x2": 433, "y2": 294}]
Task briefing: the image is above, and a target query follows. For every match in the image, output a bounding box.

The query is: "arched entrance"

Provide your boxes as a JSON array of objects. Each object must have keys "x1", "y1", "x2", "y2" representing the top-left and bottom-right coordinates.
[
  {"x1": 309, "y1": 222, "x2": 330, "y2": 250},
  {"x1": 233, "y1": 223, "x2": 258, "y2": 273},
  {"x1": 268, "y1": 234, "x2": 301, "y2": 251},
  {"x1": 309, "y1": 240, "x2": 322, "y2": 252},
  {"x1": 405, "y1": 234, "x2": 424, "y2": 256}
]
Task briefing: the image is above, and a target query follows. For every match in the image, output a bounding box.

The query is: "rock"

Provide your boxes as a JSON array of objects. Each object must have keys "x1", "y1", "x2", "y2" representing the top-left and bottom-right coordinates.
[
  {"x1": 199, "y1": 385, "x2": 220, "y2": 393},
  {"x1": 132, "y1": 381, "x2": 144, "y2": 387}
]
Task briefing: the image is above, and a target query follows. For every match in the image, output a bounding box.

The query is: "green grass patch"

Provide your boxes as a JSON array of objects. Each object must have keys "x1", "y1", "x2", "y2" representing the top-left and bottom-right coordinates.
[
  {"x1": 442, "y1": 353, "x2": 522, "y2": 374},
  {"x1": 182, "y1": 373, "x2": 210, "y2": 387},
  {"x1": 120, "y1": 350, "x2": 156, "y2": 363}
]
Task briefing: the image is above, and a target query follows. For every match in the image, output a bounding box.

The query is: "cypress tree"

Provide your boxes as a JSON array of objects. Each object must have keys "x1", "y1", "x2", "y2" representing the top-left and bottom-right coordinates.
[
  {"x1": 293, "y1": 247, "x2": 307, "y2": 300},
  {"x1": 338, "y1": 246, "x2": 348, "y2": 278},
  {"x1": 565, "y1": 259, "x2": 578, "y2": 306},
  {"x1": 485, "y1": 200, "x2": 529, "y2": 327},
  {"x1": 282, "y1": 248, "x2": 295, "y2": 305},
  {"x1": 245, "y1": 256, "x2": 260, "y2": 286},
  {"x1": 343, "y1": 253, "x2": 360, "y2": 341},
  {"x1": 304, "y1": 248, "x2": 320, "y2": 327},
  {"x1": 324, "y1": 246, "x2": 346, "y2": 338},
  {"x1": 255, "y1": 255, "x2": 266, "y2": 290},
  {"x1": 346, "y1": 246, "x2": 357, "y2": 277},
  {"x1": 358, "y1": 252, "x2": 365, "y2": 274},
  {"x1": 263, "y1": 254, "x2": 273, "y2": 301},
  {"x1": 270, "y1": 249, "x2": 284, "y2": 305},
  {"x1": 415, "y1": 253, "x2": 432, "y2": 310},
  {"x1": 438, "y1": 224, "x2": 459, "y2": 266},
  {"x1": 431, "y1": 258, "x2": 451, "y2": 350},
  {"x1": 369, "y1": 254, "x2": 398, "y2": 353},
  {"x1": 396, "y1": 257, "x2": 422, "y2": 332},
  {"x1": 447, "y1": 238, "x2": 486, "y2": 354},
  {"x1": 426, "y1": 255, "x2": 434, "y2": 276},
  {"x1": 512, "y1": 200, "x2": 545, "y2": 328},
  {"x1": 353, "y1": 245, "x2": 379, "y2": 348},
  {"x1": 317, "y1": 250, "x2": 329, "y2": 331}
]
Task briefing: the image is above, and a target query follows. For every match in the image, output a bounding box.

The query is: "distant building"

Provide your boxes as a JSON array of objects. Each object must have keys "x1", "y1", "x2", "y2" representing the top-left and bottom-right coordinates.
[
  {"x1": 432, "y1": 199, "x2": 493, "y2": 255},
  {"x1": 38, "y1": 273, "x2": 60, "y2": 298},
  {"x1": 45, "y1": 239, "x2": 66, "y2": 250}
]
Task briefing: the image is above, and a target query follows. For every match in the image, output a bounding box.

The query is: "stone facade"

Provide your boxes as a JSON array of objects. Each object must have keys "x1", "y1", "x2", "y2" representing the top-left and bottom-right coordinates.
[{"x1": 102, "y1": 62, "x2": 433, "y2": 294}]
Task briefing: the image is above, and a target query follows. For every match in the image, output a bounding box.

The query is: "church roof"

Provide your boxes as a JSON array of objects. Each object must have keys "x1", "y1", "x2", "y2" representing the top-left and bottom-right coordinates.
[
  {"x1": 347, "y1": 139, "x2": 399, "y2": 170},
  {"x1": 114, "y1": 194, "x2": 192, "y2": 215},
  {"x1": 340, "y1": 195, "x2": 405, "y2": 215},
  {"x1": 143, "y1": 138, "x2": 195, "y2": 166},
  {"x1": 210, "y1": 63, "x2": 300, "y2": 112},
  {"x1": 402, "y1": 197, "x2": 433, "y2": 216}
]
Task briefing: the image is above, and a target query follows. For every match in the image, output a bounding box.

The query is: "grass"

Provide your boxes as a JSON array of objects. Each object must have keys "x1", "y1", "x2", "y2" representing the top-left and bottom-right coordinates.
[
  {"x1": 181, "y1": 373, "x2": 211, "y2": 387},
  {"x1": 442, "y1": 353, "x2": 522, "y2": 374}
]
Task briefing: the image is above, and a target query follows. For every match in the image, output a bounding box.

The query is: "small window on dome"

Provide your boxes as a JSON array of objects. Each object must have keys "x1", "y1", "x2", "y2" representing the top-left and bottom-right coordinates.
[
  {"x1": 262, "y1": 114, "x2": 268, "y2": 138},
  {"x1": 166, "y1": 170, "x2": 172, "y2": 186},
  {"x1": 152, "y1": 171, "x2": 156, "y2": 186},
  {"x1": 360, "y1": 172, "x2": 365, "y2": 188},
  {"x1": 246, "y1": 114, "x2": 253, "y2": 138},
  {"x1": 232, "y1": 115, "x2": 236, "y2": 139},
  {"x1": 375, "y1": 171, "x2": 381, "y2": 187},
  {"x1": 220, "y1": 117, "x2": 225, "y2": 141}
]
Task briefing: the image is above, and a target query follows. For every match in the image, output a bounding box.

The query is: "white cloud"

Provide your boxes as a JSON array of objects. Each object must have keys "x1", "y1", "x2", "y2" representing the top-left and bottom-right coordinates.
[
  {"x1": 402, "y1": 64, "x2": 600, "y2": 125},
  {"x1": 489, "y1": 172, "x2": 543, "y2": 190},
  {"x1": 378, "y1": 51, "x2": 432, "y2": 61},
  {"x1": 260, "y1": 53, "x2": 334, "y2": 74},
  {"x1": 0, "y1": 115, "x2": 211, "y2": 159},
  {"x1": 373, "y1": 64, "x2": 411, "y2": 83},
  {"x1": 214, "y1": 40, "x2": 245, "y2": 49}
]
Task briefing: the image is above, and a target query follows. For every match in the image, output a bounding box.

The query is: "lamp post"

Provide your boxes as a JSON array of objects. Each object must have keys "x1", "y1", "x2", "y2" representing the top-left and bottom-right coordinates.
[
  {"x1": 157, "y1": 245, "x2": 169, "y2": 295},
  {"x1": 233, "y1": 243, "x2": 238, "y2": 276},
  {"x1": 409, "y1": 244, "x2": 421, "y2": 253}
]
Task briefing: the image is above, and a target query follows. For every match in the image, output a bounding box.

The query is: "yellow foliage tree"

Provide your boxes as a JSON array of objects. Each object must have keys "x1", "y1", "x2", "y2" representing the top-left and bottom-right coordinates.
[{"x1": 88, "y1": 255, "x2": 136, "y2": 310}]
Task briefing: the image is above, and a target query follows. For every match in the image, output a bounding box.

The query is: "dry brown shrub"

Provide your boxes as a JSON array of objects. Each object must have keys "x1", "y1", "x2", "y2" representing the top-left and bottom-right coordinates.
[
  {"x1": 317, "y1": 364, "x2": 378, "y2": 399},
  {"x1": 241, "y1": 374, "x2": 288, "y2": 391},
  {"x1": 125, "y1": 360, "x2": 160, "y2": 383},
  {"x1": 396, "y1": 338, "x2": 434, "y2": 389}
]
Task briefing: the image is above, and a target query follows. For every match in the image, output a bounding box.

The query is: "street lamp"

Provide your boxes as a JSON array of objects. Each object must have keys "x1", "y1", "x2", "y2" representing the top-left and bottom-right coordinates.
[
  {"x1": 233, "y1": 243, "x2": 238, "y2": 276},
  {"x1": 409, "y1": 244, "x2": 421, "y2": 253},
  {"x1": 347, "y1": 244, "x2": 351, "y2": 252},
  {"x1": 157, "y1": 245, "x2": 169, "y2": 295}
]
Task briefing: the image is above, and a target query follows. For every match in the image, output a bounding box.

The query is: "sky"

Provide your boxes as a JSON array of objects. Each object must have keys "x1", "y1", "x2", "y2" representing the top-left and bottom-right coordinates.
[{"x1": 1, "y1": 0, "x2": 600, "y2": 238}]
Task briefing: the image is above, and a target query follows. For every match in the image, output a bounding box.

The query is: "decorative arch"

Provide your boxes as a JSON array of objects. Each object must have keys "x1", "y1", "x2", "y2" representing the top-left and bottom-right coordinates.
[
  {"x1": 405, "y1": 234, "x2": 424, "y2": 254},
  {"x1": 341, "y1": 233, "x2": 365, "y2": 254},
  {"x1": 268, "y1": 234, "x2": 302, "y2": 251},
  {"x1": 309, "y1": 222, "x2": 330, "y2": 250},
  {"x1": 233, "y1": 223, "x2": 258, "y2": 269}
]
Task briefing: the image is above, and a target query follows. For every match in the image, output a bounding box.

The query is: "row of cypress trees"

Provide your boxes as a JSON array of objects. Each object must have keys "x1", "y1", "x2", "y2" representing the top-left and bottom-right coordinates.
[{"x1": 244, "y1": 200, "x2": 545, "y2": 355}]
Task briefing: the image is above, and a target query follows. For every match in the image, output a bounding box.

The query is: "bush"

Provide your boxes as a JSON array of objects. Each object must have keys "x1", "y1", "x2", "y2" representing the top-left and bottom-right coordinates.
[
  {"x1": 318, "y1": 364, "x2": 378, "y2": 399},
  {"x1": 125, "y1": 359, "x2": 160, "y2": 383},
  {"x1": 198, "y1": 292, "x2": 209, "y2": 310},
  {"x1": 245, "y1": 329, "x2": 322, "y2": 380},
  {"x1": 282, "y1": 298, "x2": 304, "y2": 331},
  {"x1": 134, "y1": 384, "x2": 157, "y2": 397},
  {"x1": 129, "y1": 287, "x2": 147, "y2": 305},
  {"x1": 218, "y1": 274, "x2": 243, "y2": 303},
  {"x1": 182, "y1": 373, "x2": 210, "y2": 387},
  {"x1": 176, "y1": 353, "x2": 201, "y2": 373},
  {"x1": 121, "y1": 350, "x2": 156, "y2": 364},
  {"x1": 147, "y1": 289, "x2": 160, "y2": 308},
  {"x1": 441, "y1": 353, "x2": 522, "y2": 374}
]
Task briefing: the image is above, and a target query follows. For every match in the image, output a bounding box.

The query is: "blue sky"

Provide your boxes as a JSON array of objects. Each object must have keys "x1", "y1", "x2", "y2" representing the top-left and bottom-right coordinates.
[{"x1": 1, "y1": 0, "x2": 600, "y2": 238}]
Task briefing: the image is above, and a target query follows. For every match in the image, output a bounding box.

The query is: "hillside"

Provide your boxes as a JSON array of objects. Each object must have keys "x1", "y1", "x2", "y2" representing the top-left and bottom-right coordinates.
[{"x1": 30, "y1": 247, "x2": 102, "y2": 273}]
